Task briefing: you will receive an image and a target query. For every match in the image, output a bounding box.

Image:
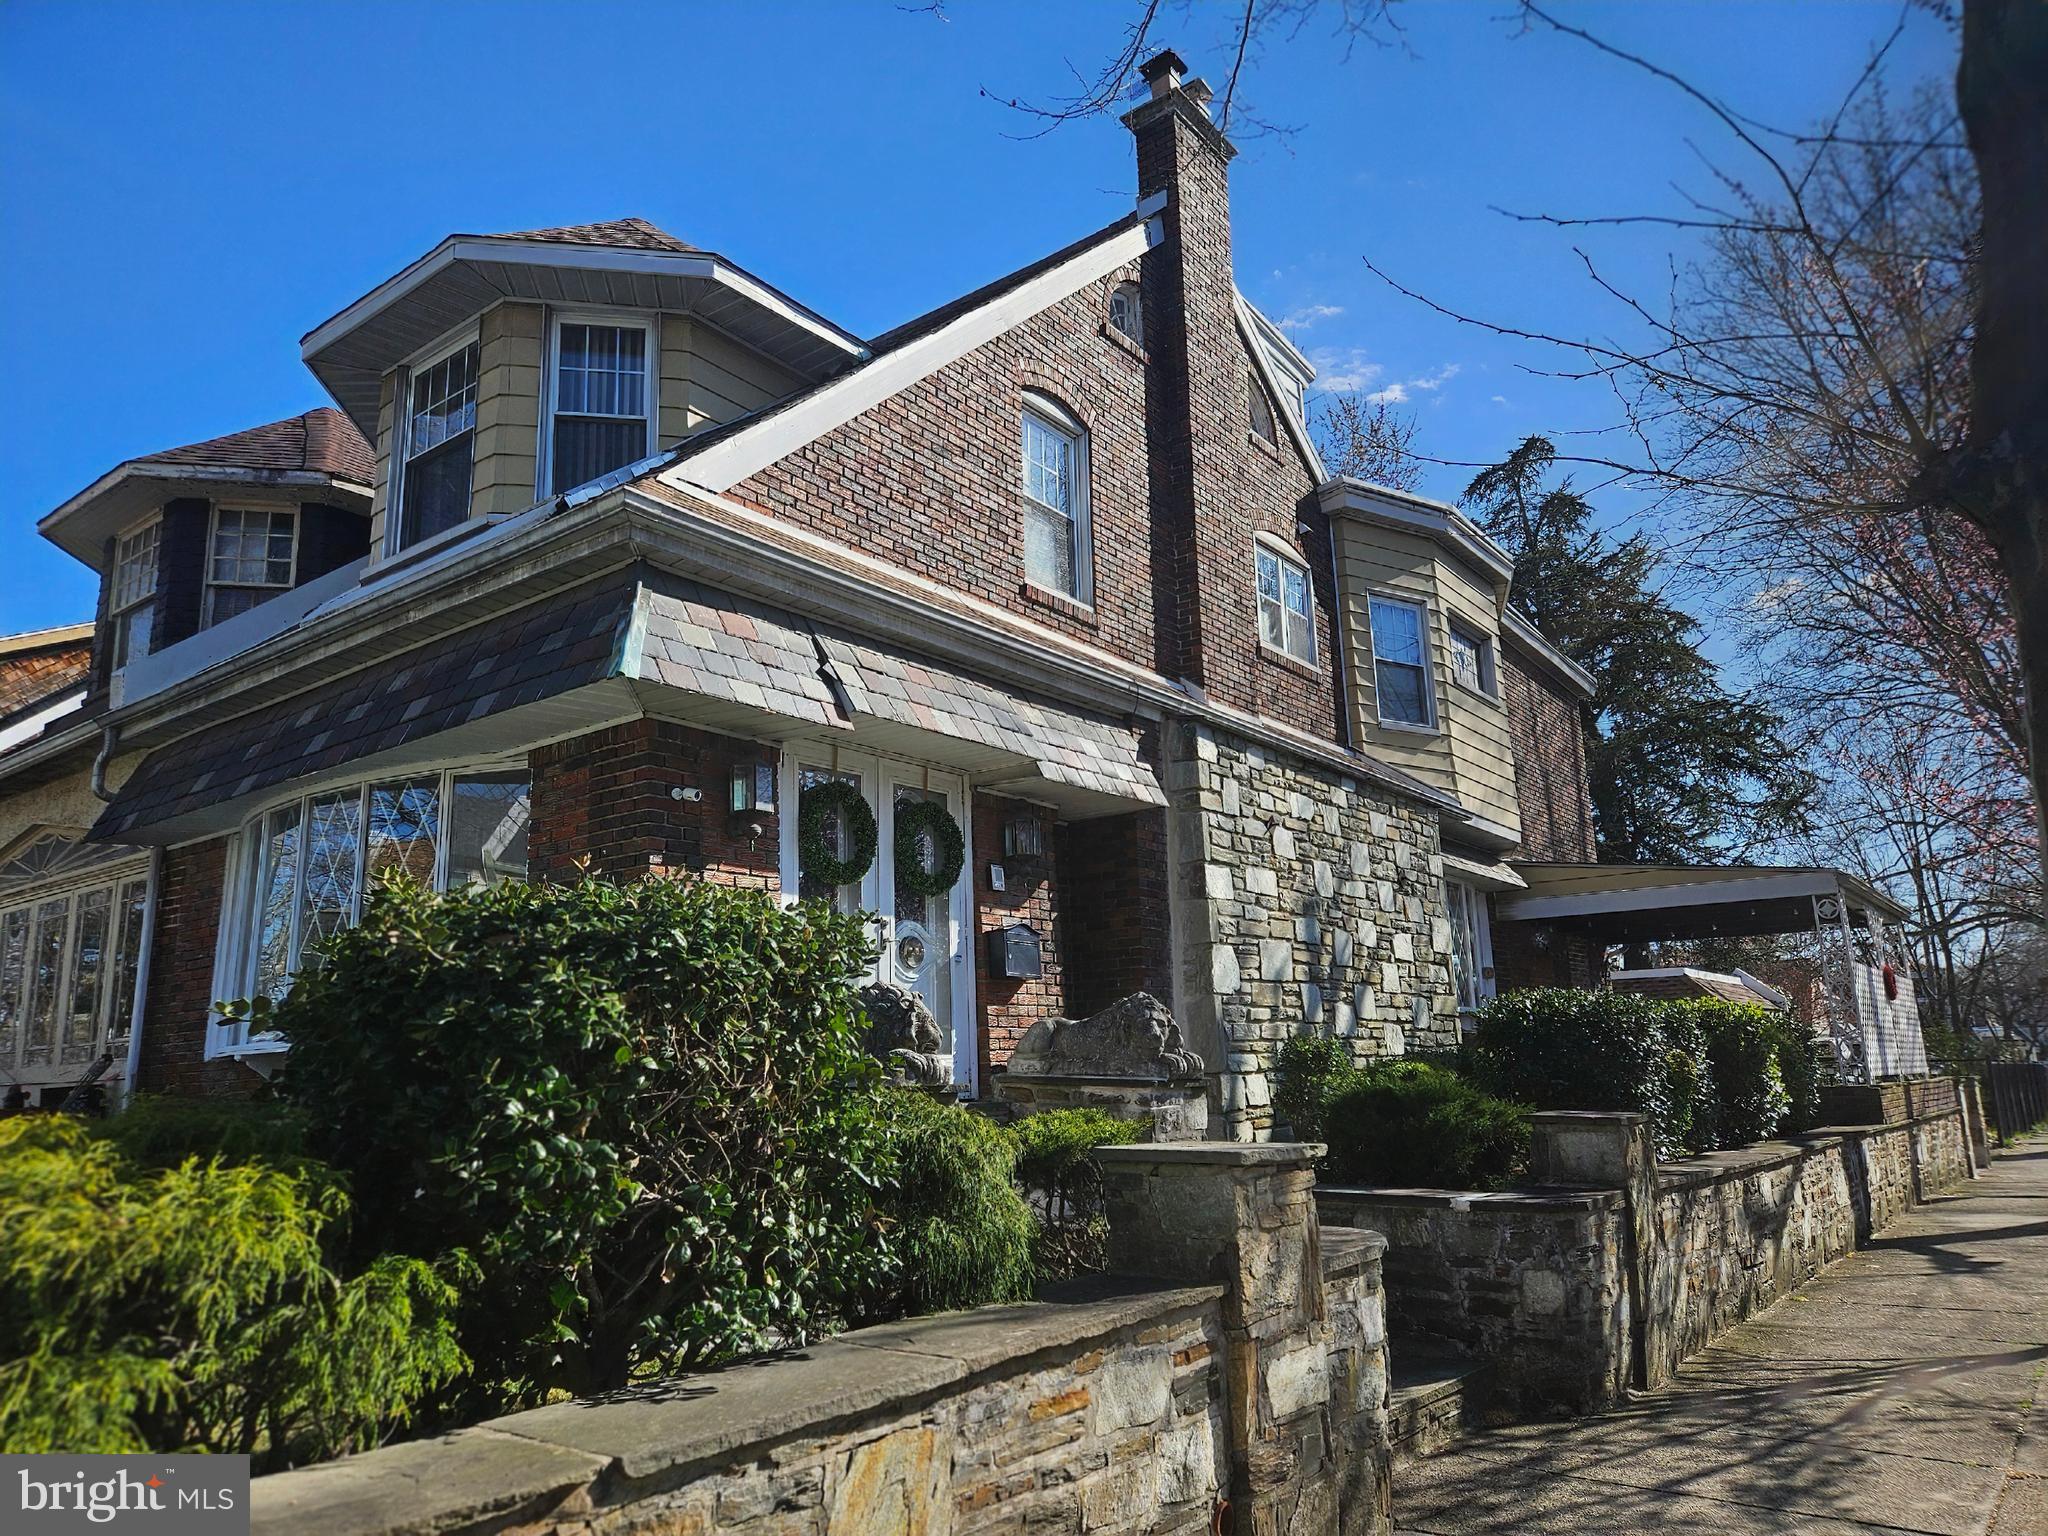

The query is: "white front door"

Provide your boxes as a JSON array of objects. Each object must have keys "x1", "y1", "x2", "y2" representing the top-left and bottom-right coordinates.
[{"x1": 781, "y1": 751, "x2": 975, "y2": 1091}]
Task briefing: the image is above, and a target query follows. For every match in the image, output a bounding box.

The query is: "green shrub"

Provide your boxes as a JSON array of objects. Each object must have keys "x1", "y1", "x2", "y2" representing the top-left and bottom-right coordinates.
[
  {"x1": 95, "y1": 1093, "x2": 307, "y2": 1170},
  {"x1": 1766, "y1": 1019, "x2": 1827, "y2": 1133},
  {"x1": 1274, "y1": 1034, "x2": 1360, "y2": 1143},
  {"x1": 1007, "y1": 1108, "x2": 1139, "y2": 1280},
  {"x1": 239, "y1": 875, "x2": 897, "y2": 1405},
  {"x1": 1320, "y1": 1061, "x2": 1531, "y2": 1189},
  {"x1": 875, "y1": 1090, "x2": 1035, "y2": 1314},
  {"x1": 1687, "y1": 1000, "x2": 1793, "y2": 1146},
  {"x1": 1468, "y1": 988, "x2": 1713, "y2": 1158},
  {"x1": 0, "y1": 1115, "x2": 464, "y2": 1472}
]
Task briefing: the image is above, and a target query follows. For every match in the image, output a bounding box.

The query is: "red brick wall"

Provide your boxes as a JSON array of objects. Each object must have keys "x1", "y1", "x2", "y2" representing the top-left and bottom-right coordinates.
[
  {"x1": 972, "y1": 793, "x2": 1064, "y2": 1083},
  {"x1": 135, "y1": 837, "x2": 260, "y2": 1099},
  {"x1": 1056, "y1": 806, "x2": 1174, "y2": 1020},
  {"x1": 528, "y1": 718, "x2": 780, "y2": 888},
  {"x1": 1502, "y1": 648, "x2": 1596, "y2": 862},
  {"x1": 1491, "y1": 909, "x2": 1602, "y2": 994}
]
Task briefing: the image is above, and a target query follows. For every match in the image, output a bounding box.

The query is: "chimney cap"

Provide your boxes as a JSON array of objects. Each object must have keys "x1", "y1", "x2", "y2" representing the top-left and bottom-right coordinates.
[{"x1": 1139, "y1": 49, "x2": 1189, "y2": 93}]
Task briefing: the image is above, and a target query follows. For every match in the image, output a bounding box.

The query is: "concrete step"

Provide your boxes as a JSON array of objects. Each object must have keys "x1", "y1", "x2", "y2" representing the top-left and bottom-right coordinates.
[{"x1": 1388, "y1": 1340, "x2": 1489, "y2": 1465}]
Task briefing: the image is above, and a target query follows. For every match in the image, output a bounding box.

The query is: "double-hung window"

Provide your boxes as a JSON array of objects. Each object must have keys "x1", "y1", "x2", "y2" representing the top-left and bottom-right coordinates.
[
  {"x1": 1368, "y1": 594, "x2": 1434, "y2": 728},
  {"x1": 205, "y1": 508, "x2": 297, "y2": 626},
  {"x1": 1020, "y1": 392, "x2": 1091, "y2": 602},
  {"x1": 107, "y1": 518, "x2": 160, "y2": 670},
  {"x1": 217, "y1": 767, "x2": 531, "y2": 1046},
  {"x1": 1444, "y1": 879, "x2": 1495, "y2": 1019},
  {"x1": 398, "y1": 337, "x2": 479, "y2": 550},
  {"x1": 548, "y1": 318, "x2": 654, "y2": 495},
  {"x1": 1448, "y1": 621, "x2": 1497, "y2": 698},
  {"x1": 1255, "y1": 542, "x2": 1316, "y2": 665}
]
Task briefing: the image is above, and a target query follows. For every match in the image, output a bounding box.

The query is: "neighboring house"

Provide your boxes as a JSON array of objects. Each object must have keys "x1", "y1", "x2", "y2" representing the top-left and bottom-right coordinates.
[{"x1": 0, "y1": 51, "x2": 1910, "y2": 1128}]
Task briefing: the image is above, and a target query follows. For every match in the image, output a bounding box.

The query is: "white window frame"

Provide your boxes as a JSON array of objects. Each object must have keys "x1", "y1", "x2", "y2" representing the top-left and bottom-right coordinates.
[
  {"x1": 0, "y1": 852, "x2": 152, "y2": 1092},
  {"x1": 388, "y1": 326, "x2": 481, "y2": 556},
  {"x1": 1366, "y1": 591, "x2": 1438, "y2": 732},
  {"x1": 203, "y1": 503, "x2": 300, "y2": 629},
  {"x1": 1445, "y1": 878, "x2": 1496, "y2": 1019},
  {"x1": 1254, "y1": 536, "x2": 1317, "y2": 667},
  {"x1": 1018, "y1": 390, "x2": 1094, "y2": 606},
  {"x1": 1108, "y1": 282, "x2": 1143, "y2": 346},
  {"x1": 107, "y1": 515, "x2": 161, "y2": 672},
  {"x1": 1447, "y1": 619, "x2": 1498, "y2": 700},
  {"x1": 207, "y1": 761, "x2": 531, "y2": 1058},
  {"x1": 538, "y1": 309, "x2": 659, "y2": 499}
]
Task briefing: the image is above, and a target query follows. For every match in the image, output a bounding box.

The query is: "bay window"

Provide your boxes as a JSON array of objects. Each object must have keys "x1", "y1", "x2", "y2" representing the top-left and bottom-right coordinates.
[
  {"x1": 397, "y1": 337, "x2": 479, "y2": 550},
  {"x1": 1020, "y1": 391, "x2": 1092, "y2": 602},
  {"x1": 0, "y1": 840, "x2": 149, "y2": 1087},
  {"x1": 1255, "y1": 541, "x2": 1316, "y2": 664},
  {"x1": 1368, "y1": 593, "x2": 1434, "y2": 728},
  {"x1": 205, "y1": 507, "x2": 297, "y2": 626},
  {"x1": 216, "y1": 766, "x2": 531, "y2": 1046},
  {"x1": 107, "y1": 517, "x2": 160, "y2": 670},
  {"x1": 547, "y1": 318, "x2": 654, "y2": 496}
]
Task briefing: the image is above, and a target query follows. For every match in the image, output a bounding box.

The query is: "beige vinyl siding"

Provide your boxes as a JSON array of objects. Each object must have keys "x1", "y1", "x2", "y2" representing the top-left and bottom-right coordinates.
[
  {"x1": 367, "y1": 372, "x2": 396, "y2": 554},
  {"x1": 658, "y1": 314, "x2": 806, "y2": 444},
  {"x1": 472, "y1": 303, "x2": 544, "y2": 519},
  {"x1": 1336, "y1": 520, "x2": 1523, "y2": 838}
]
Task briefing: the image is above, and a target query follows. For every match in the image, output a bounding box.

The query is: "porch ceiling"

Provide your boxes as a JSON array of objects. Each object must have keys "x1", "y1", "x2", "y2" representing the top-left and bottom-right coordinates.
[{"x1": 1498, "y1": 860, "x2": 1908, "y2": 943}]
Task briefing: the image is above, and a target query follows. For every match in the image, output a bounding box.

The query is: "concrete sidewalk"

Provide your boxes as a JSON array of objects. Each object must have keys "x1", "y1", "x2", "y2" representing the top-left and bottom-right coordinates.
[{"x1": 1396, "y1": 1141, "x2": 2048, "y2": 1535}]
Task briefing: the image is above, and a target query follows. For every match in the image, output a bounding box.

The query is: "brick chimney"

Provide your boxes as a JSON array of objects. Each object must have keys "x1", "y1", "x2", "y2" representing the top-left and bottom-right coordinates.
[{"x1": 1125, "y1": 50, "x2": 1240, "y2": 692}]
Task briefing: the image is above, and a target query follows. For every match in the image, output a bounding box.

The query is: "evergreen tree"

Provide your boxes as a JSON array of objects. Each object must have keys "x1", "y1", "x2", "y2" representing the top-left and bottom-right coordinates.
[{"x1": 1465, "y1": 437, "x2": 1813, "y2": 865}]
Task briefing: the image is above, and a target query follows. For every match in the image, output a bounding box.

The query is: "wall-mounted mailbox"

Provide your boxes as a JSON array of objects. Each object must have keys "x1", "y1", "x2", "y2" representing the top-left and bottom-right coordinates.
[{"x1": 985, "y1": 922, "x2": 1044, "y2": 980}]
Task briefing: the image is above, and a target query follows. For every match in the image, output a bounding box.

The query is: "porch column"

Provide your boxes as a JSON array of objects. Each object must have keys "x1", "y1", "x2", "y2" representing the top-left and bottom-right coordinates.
[{"x1": 1813, "y1": 887, "x2": 1867, "y2": 1085}]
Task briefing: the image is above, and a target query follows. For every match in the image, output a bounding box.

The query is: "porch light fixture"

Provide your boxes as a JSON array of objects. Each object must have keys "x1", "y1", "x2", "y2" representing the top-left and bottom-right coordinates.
[
  {"x1": 1004, "y1": 815, "x2": 1045, "y2": 858},
  {"x1": 730, "y1": 761, "x2": 776, "y2": 815}
]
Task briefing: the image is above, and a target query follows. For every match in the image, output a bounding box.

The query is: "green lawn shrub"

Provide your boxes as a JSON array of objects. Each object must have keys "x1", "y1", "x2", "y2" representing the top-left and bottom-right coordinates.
[
  {"x1": 0, "y1": 1114, "x2": 464, "y2": 1471},
  {"x1": 240, "y1": 875, "x2": 899, "y2": 1406},
  {"x1": 1320, "y1": 1060, "x2": 1531, "y2": 1189},
  {"x1": 1007, "y1": 1107, "x2": 1139, "y2": 1280},
  {"x1": 874, "y1": 1090, "x2": 1035, "y2": 1314},
  {"x1": 95, "y1": 1093, "x2": 307, "y2": 1170},
  {"x1": 1766, "y1": 1019, "x2": 1828, "y2": 1133},
  {"x1": 1467, "y1": 988, "x2": 1714, "y2": 1158},
  {"x1": 1274, "y1": 1034, "x2": 1360, "y2": 1143},
  {"x1": 1688, "y1": 999, "x2": 1792, "y2": 1147}
]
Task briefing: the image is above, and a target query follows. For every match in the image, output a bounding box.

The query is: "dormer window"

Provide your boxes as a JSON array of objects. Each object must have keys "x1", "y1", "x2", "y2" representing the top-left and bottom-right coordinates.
[
  {"x1": 107, "y1": 518, "x2": 160, "y2": 669},
  {"x1": 546, "y1": 317, "x2": 654, "y2": 496},
  {"x1": 1109, "y1": 282, "x2": 1143, "y2": 345},
  {"x1": 398, "y1": 336, "x2": 479, "y2": 550},
  {"x1": 205, "y1": 508, "x2": 297, "y2": 627}
]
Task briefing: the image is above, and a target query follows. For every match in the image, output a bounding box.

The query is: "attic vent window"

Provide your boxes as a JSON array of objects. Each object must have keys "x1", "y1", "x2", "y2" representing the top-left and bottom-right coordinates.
[
  {"x1": 1248, "y1": 371, "x2": 1276, "y2": 444},
  {"x1": 1108, "y1": 282, "x2": 1143, "y2": 346},
  {"x1": 548, "y1": 318, "x2": 653, "y2": 496}
]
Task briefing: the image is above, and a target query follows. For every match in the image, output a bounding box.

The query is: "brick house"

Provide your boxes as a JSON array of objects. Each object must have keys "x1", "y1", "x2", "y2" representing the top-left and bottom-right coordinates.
[{"x1": 21, "y1": 51, "x2": 1908, "y2": 1132}]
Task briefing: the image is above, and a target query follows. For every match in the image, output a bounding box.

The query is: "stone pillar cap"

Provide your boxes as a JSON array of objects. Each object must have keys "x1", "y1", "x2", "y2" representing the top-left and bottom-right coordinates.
[
  {"x1": 1095, "y1": 1141, "x2": 1325, "y2": 1168},
  {"x1": 1530, "y1": 1110, "x2": 1646, "y2": 1127}
]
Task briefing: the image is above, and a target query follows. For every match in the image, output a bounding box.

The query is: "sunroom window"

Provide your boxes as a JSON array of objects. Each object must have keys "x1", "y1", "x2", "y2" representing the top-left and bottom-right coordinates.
[
  {"x1": 1255, "y1": 542, "x2": 1315, "y2": 664},
  {"x1": 549, "y1": 319, "x2": 652, "y2": 495},
  {"x1": 219, "y1": 767, "x2": 531, "y2": 1039},
  {"x1": 1369, "y1": 593, "x2": 1434, "y2": 728},
  {"x1": 398, "y1": 339, "x2": 479, "y2": 550},
  {"x1": 205, "y1": 508, "x2": 297, "y2": 626},
  {"x1": 1020, "y1": 392, "x2": 1091, "y2": 602},
  {"x1": 0, "y1": 840, "x2": 149, "y2": 1084},
  {"x1": 1445, "y1": 878, "x2": 1496, "y2": 1018},
  {"x1": 107, "y1": 518, "x2": 160, "y2": 670}
]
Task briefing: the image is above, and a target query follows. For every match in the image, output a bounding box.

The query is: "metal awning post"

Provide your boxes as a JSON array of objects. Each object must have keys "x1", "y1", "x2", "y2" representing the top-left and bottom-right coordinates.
[{"x1": 1814, "y1": 885, "x2": 1867, "y2": 1085}]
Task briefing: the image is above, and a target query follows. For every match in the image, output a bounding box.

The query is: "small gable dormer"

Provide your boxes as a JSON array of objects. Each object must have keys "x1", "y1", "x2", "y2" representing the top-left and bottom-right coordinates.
[{"x1": 299, "y1": 218, "x2": 869, "y2": 561}]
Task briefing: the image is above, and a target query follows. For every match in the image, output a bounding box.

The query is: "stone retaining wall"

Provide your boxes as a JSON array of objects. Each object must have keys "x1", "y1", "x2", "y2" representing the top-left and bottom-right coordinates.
[
  {"x1": 1317, "y1": 1098, "x2": 1979, "y2": 1415},
  {"x1": 255, "y1": 1143, "x2": 1393, "y2": 1536}
]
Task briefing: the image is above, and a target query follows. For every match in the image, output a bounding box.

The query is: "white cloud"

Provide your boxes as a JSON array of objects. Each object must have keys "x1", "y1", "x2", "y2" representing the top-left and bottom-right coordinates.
[
  {"x1": 1277, "y1": 303, "x2": 1345, "y2": 334},
  {"x1": 1366, "y1": 363, "x2": 1461, "y2": 406},
  {"x1": 1490, "y1": 394, "x2": 1509, "y2": 406},
  {"x1": 1366, "y1": 382, "x2": 1409, "y2": 405},
  {"x1": 1307, "y1": 347, "x2": 1386, "y2": 394}
]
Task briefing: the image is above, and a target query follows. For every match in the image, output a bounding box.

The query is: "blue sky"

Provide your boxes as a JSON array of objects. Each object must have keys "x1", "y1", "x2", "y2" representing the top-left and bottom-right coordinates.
[{"x1": 0, "y1": 0, "x2": 1954, "y2": 644}]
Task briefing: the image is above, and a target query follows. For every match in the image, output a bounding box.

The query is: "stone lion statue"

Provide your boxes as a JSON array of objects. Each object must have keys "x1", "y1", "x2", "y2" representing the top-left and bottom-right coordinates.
[
  {"x1": 1006, "y1": 993, "x2": 1204, "y2": 1083},
  {"x1": 857, "y1": 982, "x2": 952, "y2": 1090}
]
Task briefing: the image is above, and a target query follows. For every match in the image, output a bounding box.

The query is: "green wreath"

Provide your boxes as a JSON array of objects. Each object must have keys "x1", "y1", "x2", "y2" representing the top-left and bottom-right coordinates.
[
  {"x1": 798, "y1": 780, "x2": 878, "y2": 887},
  {"x1": 895, "y1": 799, "x2": 966, "y2": 897}
]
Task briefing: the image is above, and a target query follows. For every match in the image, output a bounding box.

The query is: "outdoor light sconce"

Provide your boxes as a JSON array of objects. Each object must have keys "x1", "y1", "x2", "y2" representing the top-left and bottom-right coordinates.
[
  {"x1": 730, "y1": 761, "x2": 776, "y2": 816},
  {"x1": 1004, "y1": 815, "x2": 1044, "y2": 858}
]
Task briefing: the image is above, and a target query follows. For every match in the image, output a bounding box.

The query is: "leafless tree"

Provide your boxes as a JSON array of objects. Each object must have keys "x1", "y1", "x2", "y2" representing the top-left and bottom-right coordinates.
[{"x1": 1314, "y1": 394, "x2": 1421, "y2": 490}]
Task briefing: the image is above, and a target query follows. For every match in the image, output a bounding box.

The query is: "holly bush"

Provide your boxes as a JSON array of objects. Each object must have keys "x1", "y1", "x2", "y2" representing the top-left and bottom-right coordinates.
[
  {"x1": 1690, "y1": 999, "x2": 1793, "y2": 1147},
  {"x1": 0, "y1": 1114, "x2": 464, "y2": 1471},
  {"x1": 238, "y1": 874, "x2": 896, "y2": 1405}
]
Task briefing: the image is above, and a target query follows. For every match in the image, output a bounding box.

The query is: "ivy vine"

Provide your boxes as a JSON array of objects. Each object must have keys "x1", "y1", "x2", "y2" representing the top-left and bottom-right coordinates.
[
  {"x1": 798, "y1": 781, "x2": 878, "y2": 888},
  {"x1": 895, "y1": 799, "x2": 966, "y2": 898}
]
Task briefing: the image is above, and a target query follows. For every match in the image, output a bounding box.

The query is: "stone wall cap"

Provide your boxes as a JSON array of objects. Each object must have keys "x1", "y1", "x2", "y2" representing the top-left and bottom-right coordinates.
[
  {"x1": 1094, "y1": 1140, "x2": 1326, "y2": 1168},
  {"x1": 1320, "y1": 1226, "x2": 1390, "y2": 1275},
  {"x1": 1317, "y1": 1184, "x2": 1623, "y2": 1212},
  {"x1": 251, "y1": 1423, "x2": 609, "y2": 1536},
  {"x1": 1529, "y1": 1110, "x2": 1647, "y2": 1128}
]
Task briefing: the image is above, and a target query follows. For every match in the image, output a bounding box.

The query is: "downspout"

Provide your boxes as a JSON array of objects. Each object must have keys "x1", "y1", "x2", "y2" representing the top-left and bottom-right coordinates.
[
  {"x1": 118, "y1": 846, "x2": 162, "y2": 1107},
  {"x1": 90, "y1": 720, "x2": 119, "y2": 801}
]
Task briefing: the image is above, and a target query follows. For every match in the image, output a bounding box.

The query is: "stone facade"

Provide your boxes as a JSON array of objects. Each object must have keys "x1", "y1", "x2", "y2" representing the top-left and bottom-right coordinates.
[{"x1": 1166, "y1": 721, "x2": 1458, "y2": 1139}]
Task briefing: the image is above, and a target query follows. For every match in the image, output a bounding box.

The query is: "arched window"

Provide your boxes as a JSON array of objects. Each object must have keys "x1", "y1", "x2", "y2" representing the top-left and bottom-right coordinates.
[
  {"x1": 1248, "y1": 371, "x2": 1277, "y2": 444},
  {"x1": 1108, "y1": 282, "x2": 1143, "y2": 346}
]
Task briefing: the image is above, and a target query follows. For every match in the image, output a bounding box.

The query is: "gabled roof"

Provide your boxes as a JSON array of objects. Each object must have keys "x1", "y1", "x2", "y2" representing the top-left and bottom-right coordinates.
[
  {"x1": 492, "y1": 217, "x2": 700, "y2": 255},
  {"x1": 143, "y1": 408, "x2": 373, "y2": 484},
  {"x1": 39, "y1": 410, "x2": 375, "y2": 567}
]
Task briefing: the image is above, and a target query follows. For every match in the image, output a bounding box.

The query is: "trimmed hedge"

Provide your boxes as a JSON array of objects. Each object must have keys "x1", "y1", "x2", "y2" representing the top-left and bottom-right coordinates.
[
  {"x1": 1692, "y1": 1000, "x2": 1792, "y2": 1147},
  {"x1": 875, "y1": 1090, "x2": 1035, "y2": 1315},
  {"x1": 1321, "y1": 1061, "x2": 1531, "y2": 1189},
  {"x1": 1008, "y1": 1108, "x2": 1139, "y2": 1280}
]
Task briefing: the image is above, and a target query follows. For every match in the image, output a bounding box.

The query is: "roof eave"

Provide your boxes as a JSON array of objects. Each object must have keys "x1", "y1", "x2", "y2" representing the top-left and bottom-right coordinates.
[{"x1": 38, "y1": 465, "x2": 372, "y2": 566}]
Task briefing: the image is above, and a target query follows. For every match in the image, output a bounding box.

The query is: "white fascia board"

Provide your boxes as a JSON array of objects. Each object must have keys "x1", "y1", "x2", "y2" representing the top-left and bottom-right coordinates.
[
  {"x1": 1319, "y1": 478, "x2": 1516, "y2": 586},
  {"x1": 0, "y1": 715, "x2": 96, "y2": 787},
  {"x1": 1238, "y1": 292, "x2": 1315, "y2": 384},
  {"x1": 666, "y1": 220, "x2": 1156, "y2": 493},
  {"x1": 1501, "y1": 608, "x2": 1597, "y2": 698},
  {"x1": 1498, "y1": 870, "x2": 1843, "y2": 923},
  {"x1": 0, "y1": 688, "x2": 87, "y2": 756},
  {"x1": 1236, "y1": 292, "x2": 1325, "y2": 482},
  {"x1": 300, "y1": 239, "x2": 867, "y2": 365},
  {"x1": 39, "y1": 464, "x2": 371, "y2": 562}
]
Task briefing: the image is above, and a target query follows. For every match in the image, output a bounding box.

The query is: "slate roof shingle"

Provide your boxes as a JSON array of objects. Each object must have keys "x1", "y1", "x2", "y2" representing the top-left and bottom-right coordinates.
[
  {"x1": 491, "y1": 217, "x2": 700, "y2": 255},
  {"x1": 142, "y1": 408, "x2": 374, "y2": 485}
]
